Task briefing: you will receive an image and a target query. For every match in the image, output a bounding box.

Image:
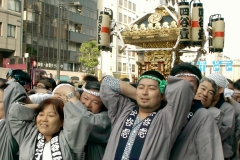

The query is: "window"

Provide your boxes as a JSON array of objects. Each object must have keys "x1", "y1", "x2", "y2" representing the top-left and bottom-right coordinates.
[
  {"x1": 75, "y1": 24, "x2": 82, "y2": 33},
  {"x1": 76, "y1": 43, "x2": 81, "y2": 51},
  {"x1": 132, "y1": 64, "x2": 135, "y2": 72},
  {"x1": 119, "y1": 13, "x2": 122, "y2": 22},
  {"x1": 76, "y1": 5, "x2": 82, "y2": 14},
  {"x1": 124, "y1": 0, "x2": 127, "y2": 8},
  {"x1": 128, "y1": 17, "x2": 131, "y2": 23},
  {"x1": 123, "y1": 63, "x2": 126, "y2": 72},
  {"x1": 132, "y1": 52, "x2": 136, "y2": 57},
  {"x1": 119, "y1": 0, "x2": 123, "y2": 6},
  {"x1": 8, "y1": 0, "x2": 20, "y2": 12},
  {"x1": 128, "y1": 1, "x2": 132, "y2": 10},
  {"x1": 133, "y1": 3, "x2": 136, "y2": 12},
  {"x1": 118, "y1": 62, "x2": 122, "y2": 71},
  {"x1": 7, "y1": 24, "x2": 16, "y2": 37},
  {"x1": 124, "y1": 15, "x2": 127, "y2": 23}
]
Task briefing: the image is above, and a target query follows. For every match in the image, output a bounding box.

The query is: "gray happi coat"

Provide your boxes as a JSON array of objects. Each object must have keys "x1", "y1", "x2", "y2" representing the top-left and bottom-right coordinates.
[
  {"x1": 8, "y1": 100, "x2": 93, "y2": 160},
  {"x1": 0, "y1": 82, "x2": 27, "y2": 160},
  {"x1": 78, "y1": 102, "x2": 111, "y2": 160},
  {"x1": 100, "y1": 76, "x2": 194, "y2": 160},
  {"x1": 208, "y1": 106, "x2": 225, "y2": 129},
  {"x1": 219, "y1": 102, "x2": 236, "y2": 158},
  {"x1": 227, "y1": 100, "x2": 240, "y2": 158},
  {"x1": 170, "y1": 108, "x2": 224, "y2": 160}
]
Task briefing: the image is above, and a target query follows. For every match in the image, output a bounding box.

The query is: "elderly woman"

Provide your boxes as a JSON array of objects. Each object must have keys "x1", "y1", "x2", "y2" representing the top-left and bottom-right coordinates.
[{"x1": 8, "y1": 84, "x2": 93, "y2": 159}]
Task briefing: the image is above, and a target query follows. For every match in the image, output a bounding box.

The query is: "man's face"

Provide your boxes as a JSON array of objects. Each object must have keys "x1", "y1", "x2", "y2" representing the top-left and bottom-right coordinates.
[
  {"x1": 228, "y1": 83, "x2": 234, "y2": 90},
  {"x1": 195, "y1": 81, "x2": 215, "y2": 108},
  {"x1": 233, "y1": 89, "x2": 240, "y2": 103},
  {"x1": 136, "y1": 78, "x2": 163, "y2": 112},
  {"x1": 37, "y1": 82, "x2": 46, "y2": 89},
  {"x1": 80, "y1": 90, "x2": 103, "y2": 114},
  {"x1": 177, "y1": 75, "x2": 198, "y2": 94}
]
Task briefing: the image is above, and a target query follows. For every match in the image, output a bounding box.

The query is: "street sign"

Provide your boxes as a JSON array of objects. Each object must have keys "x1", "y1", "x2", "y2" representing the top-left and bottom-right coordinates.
[
  {"x1": 226, "y1": 64, "x2": 233, "y2": 71},
  {"x1": 212, "y1": 61, "x2": 220, "y2": 65},
  {"x1": 213, "y1": 64, "x2": 220, "y2": 72},
  {"x1": 199, "y1": 64, "x2": 206, "y2": 72},
  {"x1": 197, "y1": 61, "x2": 206, "y2": 65},
  {"x1": 220, "y1": 60, "x2": 233, "y2": 65},
  {"x1": 212, "y1": 60, "x2": 233, "y2": 65}
]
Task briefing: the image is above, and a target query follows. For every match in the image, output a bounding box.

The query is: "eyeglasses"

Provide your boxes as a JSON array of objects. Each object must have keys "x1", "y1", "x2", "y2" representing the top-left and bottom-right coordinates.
[{"x1": 37, "y1": 85, "x2": 46, "y2": 89}]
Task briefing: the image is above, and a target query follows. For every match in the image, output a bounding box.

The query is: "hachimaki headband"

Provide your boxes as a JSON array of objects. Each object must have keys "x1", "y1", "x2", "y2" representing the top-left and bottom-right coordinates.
[
  {"x1": 174, "y1": 73, "x2": 200, "y2": 81},
  {"x1": 137, "y1": 75, "x2": 167, "y2": 94},
  {"x1": 82, "y1": 87, "x2": 100, "y2": 97}
]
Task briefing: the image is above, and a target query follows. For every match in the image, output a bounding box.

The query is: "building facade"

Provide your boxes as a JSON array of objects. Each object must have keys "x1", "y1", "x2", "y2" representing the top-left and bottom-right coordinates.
[
  {"x1": 23, "y1": 0, "x2": 97, "y2": 72},
  {"x1": 97, "y1": 0, "x2": 158, "y2": 80},
  {"x1": 0, "y1": 0, "x2": 22, "y2": 66}
]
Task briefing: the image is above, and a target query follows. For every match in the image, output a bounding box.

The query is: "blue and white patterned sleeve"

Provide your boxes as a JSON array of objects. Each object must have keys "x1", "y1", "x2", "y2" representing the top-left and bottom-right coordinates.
[
  {"x1": 102, "y1": 76, "x2": 121, "y2": 94},
  {"x1": 100, "y1": 76, "x2": 134, "y2": 124}
]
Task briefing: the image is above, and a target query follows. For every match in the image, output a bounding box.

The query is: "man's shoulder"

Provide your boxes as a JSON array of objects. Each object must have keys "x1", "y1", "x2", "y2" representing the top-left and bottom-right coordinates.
[
  {"x1": 196, "y1": 108, "x2": 212, "y2": 116},
  {"x1": 221, "y1": 102, "x2": 235, "y2": 111}
]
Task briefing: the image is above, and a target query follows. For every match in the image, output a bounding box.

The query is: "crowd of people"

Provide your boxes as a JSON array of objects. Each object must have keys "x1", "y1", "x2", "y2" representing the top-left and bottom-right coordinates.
[{"x1": 0, "y1": 63, "x2": 240, "y2": 160}]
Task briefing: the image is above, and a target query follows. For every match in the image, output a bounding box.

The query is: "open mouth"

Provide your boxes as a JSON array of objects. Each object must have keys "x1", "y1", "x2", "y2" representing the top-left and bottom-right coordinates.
[
  {"x1": 141, "y1": 98, "x2": 149, "y2": 102},
  {"x1": 40, "y1": 124, "x2": 48, "y2": 127}
]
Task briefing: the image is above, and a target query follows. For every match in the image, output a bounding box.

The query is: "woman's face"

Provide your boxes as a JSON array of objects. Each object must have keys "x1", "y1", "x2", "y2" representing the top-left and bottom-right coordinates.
[
  {"x1": 36, "y1": 105, "x2": 63, "y2": 140},
  {"x1": 80, "y1": 89, "x2": 103, "y2": 114},
  {"x1": 0, "y1": 90, "x2": 4, "y2": 119},
  {"x1": 195, "y1": 81, "x2": 215, "y2": 108}
]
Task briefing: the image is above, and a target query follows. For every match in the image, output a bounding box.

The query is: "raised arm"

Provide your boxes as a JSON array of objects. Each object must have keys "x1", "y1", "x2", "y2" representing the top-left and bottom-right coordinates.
[
  {"x1": 62, "y1": 101, "x2": 93, "y2": 154},
  {"x1": 164, "y1": 76, "x2": 195, "y2": 131},
  {"x1": 3, "y1": 82, "x2": 27, "y2": 118},
  {"x1": 8, "y1": 103, "x2": 36, "y2": 145},
  {"x1": 53, "y1": 84, "x2": 93, "y2": 154},
  {"x1": 72, "y1": 101, "x2": 111, "y2": 143},
  {"x1": 100, "y1": 76, "x2": 136, "y2": 123},
  {"x1": 29, "y1": 93, "x2": 52, "y2": 104}
]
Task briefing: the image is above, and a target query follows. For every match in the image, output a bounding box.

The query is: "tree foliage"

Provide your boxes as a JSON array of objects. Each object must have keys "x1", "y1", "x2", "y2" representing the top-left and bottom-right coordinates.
[{"x1": 79, "y1": 40, "x2": 100, "y2": 74}]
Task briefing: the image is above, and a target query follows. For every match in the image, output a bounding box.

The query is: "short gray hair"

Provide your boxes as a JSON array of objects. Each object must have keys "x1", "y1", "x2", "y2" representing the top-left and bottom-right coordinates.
[{"x1": 200, "y1": 77, "x2": 218, "y2": 96}]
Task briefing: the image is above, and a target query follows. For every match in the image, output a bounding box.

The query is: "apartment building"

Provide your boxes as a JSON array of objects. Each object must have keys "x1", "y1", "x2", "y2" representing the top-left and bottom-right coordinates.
[
  {"x1": 22, "y1": 0, "x2": 97, "y2": 72},
  {"x1": 0, "y1": 0, "x2": 22, "y2": 66}
]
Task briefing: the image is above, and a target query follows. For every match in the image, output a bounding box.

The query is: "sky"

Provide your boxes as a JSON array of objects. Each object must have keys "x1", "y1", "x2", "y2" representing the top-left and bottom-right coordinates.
[{"x1": 173, "y1": 0, "x2": 240, "y2": 59}]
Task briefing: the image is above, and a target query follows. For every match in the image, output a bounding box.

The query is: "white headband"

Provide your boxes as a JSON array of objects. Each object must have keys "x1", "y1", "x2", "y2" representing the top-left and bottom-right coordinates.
[
  {"x1": 174, "y1": 73, "x2": 200, "y2": 81},
  {"x1": 52, "y1": 83, "x2": 74, "y2": 95},
  {"x1": 82, "y1": 87, "x2": 100, "y2": 97}
]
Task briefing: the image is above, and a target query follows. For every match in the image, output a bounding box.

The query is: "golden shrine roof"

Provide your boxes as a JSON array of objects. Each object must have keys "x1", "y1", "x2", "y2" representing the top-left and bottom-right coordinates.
[{"x1": 121, "y1": 5, "x2": 180, "y2": 47}]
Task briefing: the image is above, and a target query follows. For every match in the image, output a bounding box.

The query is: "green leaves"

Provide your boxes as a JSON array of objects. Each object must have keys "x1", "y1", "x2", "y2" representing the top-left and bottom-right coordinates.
[{"x1": 79, "y1": 40, "x2": 100, "y2": 74}]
